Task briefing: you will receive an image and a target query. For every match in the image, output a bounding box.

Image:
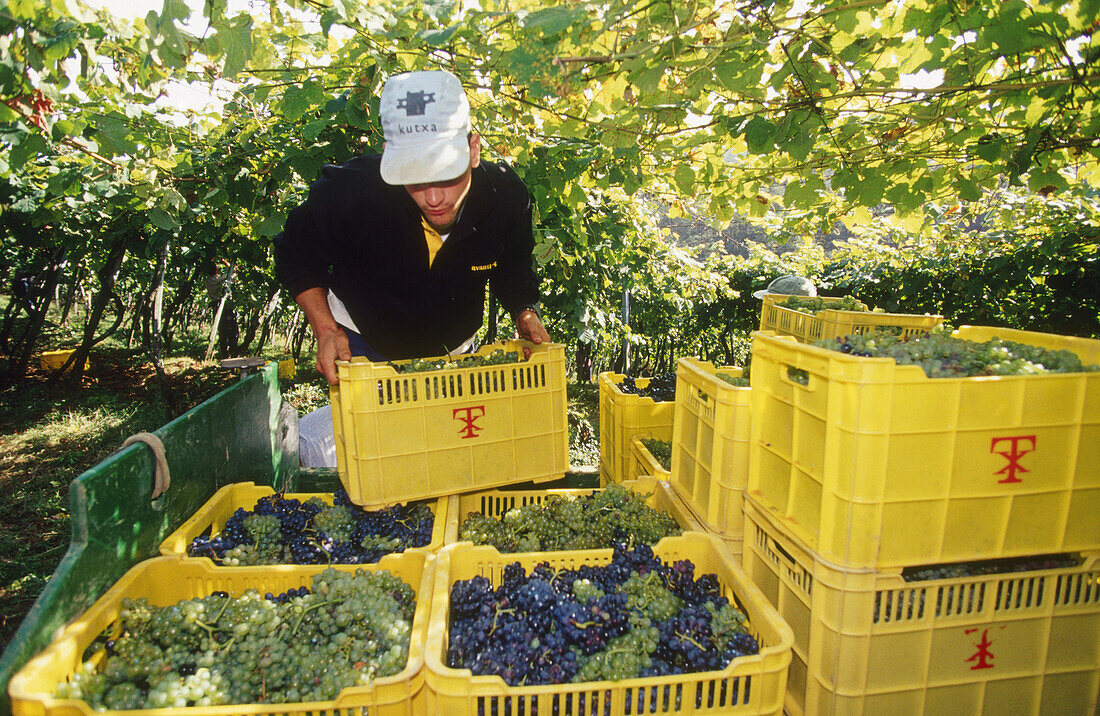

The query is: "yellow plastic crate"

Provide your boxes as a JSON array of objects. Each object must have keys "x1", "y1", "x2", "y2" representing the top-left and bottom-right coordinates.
[
  {"x1": 277, "y1": 358, "x2": 296, "y2": 380},
  {"x1": 331, "y1": 340, "x2": 568, "y2": 507},
  {"x1": 424, "y1": 533, "x2": 794, "y2": 715},
  {"x1": 442, "y1": 476, "x2": 701, "y2": 546},
  {"x1": 742, "y1": 494, "x2": 1100, "y2": 716},
  {"x1": 38, "y1": 349, "x2": 89, "y2": 372},
  {"x1": 9, "y1": 552, "x2": 435, "y2": 716},
  {"x1": 598, "y1": 371, "x2": 675, "y2": 485},
  {"x1": 758, "y1": 294, "x2": 943, "y2": 343},
  {"x1": 748, "y1": 326, "x2": 1100, "y2": 569},
  {"x1": 629, "y1": 435, "x2": 672, "y2": 480},
  {"x1": 159, "y1": 482, "x2": 448, "y2": 558},
  {"x1": 669, "y1": 358, "x2": 751, "y2": 542}
]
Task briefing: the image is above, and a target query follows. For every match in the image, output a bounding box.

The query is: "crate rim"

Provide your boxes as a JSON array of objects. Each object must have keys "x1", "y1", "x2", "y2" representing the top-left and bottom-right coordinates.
[
  {"x1": 751, "y1": 325, "x2": 1100, "y2": 376},
  {"x1": 159, "y1": 481, "x2": 449, "y2": 560},
  {"x1": 335, "y1": 339, "x2": 563, "y2": 374}
]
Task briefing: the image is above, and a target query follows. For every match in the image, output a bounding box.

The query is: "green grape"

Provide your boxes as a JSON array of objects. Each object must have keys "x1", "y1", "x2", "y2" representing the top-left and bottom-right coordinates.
[
  {"x1": 572, "y1": 579, "x2": 605, "y2": 602},
  {"x1": 220, "y1": 514, "x2": 290, "y2": 565},
  {"x1": 572, "y1": 625, "x2": 659, "y2": 682},
  {"x1": 313, "y1": 504, "x2": 356, "y2": 543},
  {"x1": 360, "y1": 534, "x2": 402, "y2": 552},
  {"x1": 778, "y1": 295, "x2": 867, "y2": 314},
  {"x1": 715, "y1": 371, "x2": 749, "y2": 387},
  {"x1": 815, "y1": 329, "x2": 1100, "y2": 378},
  {"x1": 621, "y1": 570, "x2": 683, "y2": 622},
  {"x1": 392, "y1": 348, "x2": 522, "y2": 373},
  {"x1": 706, "y1": 600, "x2": 749, "y2": 652},
  {"x1": 641, "y1": 438, "x2": 672, "y2": 470},
  {"x1": 458, "y1": 483, "x2": 682, "y2": 552},
  {"x1": 103, "y1": 682, "x2": 145, "y2": 710}
]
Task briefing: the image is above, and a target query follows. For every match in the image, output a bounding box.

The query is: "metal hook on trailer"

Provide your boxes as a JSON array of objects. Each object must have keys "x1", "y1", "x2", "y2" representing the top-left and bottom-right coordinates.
[{"x1": 219, "y1": 356, "x2": 267, "y2": 381}]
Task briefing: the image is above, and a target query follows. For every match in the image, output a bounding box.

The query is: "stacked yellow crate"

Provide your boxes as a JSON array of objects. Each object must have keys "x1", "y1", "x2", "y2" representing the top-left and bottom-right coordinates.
[
  {"x1": 742, "y1": 326, "x2": 1100, "y2": 715},
  {"x1": 667, "y1": 358, "x2": 753, "y2": 560},
  {"x1": 758, "y1": 294, "x2": 944, "y2": 342},
  {"x1": 597, "y1": 371, "x2": 675, "y2": 485}
]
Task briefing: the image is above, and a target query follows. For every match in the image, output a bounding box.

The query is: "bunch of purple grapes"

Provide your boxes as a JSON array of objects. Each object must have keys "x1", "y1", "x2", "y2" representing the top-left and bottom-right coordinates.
[
  {"x1": 617, "y1": 372, "x2": 677, "y2": 402},
  {"x1": 187, "y1": 487, "x2": 434, "y2": 565},
  {"x1": 447, "y1": 543, "x2": 760, "y2": 692}
]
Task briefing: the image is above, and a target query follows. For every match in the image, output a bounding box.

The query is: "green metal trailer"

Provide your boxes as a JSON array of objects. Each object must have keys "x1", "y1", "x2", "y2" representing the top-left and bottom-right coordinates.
[{"x1": 0, "y1": 363, "x2": 309, "y2": 714}]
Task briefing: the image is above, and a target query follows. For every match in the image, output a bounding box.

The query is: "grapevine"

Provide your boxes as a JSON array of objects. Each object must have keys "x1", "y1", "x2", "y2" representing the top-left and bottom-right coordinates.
[
  {"x1": 187, "y1": 487, "x2": 434, "y2": 565},
  {"x1": 458, "y1": 484, "x2": 681, "y2": 552},
  {"x1": 641, "y1": 438, "x2": 672, "y2": 470},
  {"x1": 447, "y1": 543, "x2": 760, "y2": 689},
  {"x1": 55, "y1": 568, "x2": 415, "y2": 708},
  {"x1": 815, "y1": 329, "x2": 1099, "y2": 378}
]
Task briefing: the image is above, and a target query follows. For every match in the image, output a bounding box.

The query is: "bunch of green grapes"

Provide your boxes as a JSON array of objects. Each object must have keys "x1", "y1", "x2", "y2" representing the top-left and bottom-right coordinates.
[
  {"x1": 777, "y1": 295, "x2": 866, "y2": 314},
  {"x1": 715, "y1": 371, "x2": 749, "y2": 387},
  {"x1": 641, "y1": 438, "x2": 672, "y2": 470},
  {"x1": 457, "y1": 484, "x2": 682, "y2": 552},
  {"x1": 816, "y1": 329, "x2": 1099, "y2": 378},
  {"x1": 620, "y1": 570, "x2": 683, "y2": 621},
  {"x1": 392, "y1": 349, "x2": 521, "y2": 373},
  {"x1": 903, "y1": 553, "x2": 1081, "y2": 582},
  {"x1": 573, "y1": 624, "x2": 660, "y2": 682},
  {"x1": 55, "y1": 568, "x2": 415, "y2": 709}
]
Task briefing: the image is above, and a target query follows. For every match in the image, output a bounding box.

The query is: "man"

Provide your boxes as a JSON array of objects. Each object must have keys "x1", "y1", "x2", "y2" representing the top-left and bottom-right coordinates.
[{"x1": 274, "y1": 69, "x2": 550, "y2": 386}]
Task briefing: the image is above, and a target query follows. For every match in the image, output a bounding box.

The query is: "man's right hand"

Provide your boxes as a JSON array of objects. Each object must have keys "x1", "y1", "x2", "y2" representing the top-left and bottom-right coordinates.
[{"x1": 315, "y1": 324, "x2": 351, "y2": 385}]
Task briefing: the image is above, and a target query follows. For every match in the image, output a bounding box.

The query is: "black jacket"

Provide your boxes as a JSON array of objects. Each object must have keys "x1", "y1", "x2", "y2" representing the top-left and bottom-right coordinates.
[{"x1": 274, "y1": 155, "x2": 541, "y2": 360}]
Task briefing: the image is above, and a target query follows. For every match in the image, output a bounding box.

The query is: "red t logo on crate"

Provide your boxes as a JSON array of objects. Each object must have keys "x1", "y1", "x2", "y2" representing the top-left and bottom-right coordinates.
[
  {"x1": 964, "y1": 626, "x2": 1004, "y2": 670},
  {"x1": 990, "y1": 435, "x2": 1036, "y2": 484},
  {"x1": 453, "y1": 406, "x2": 486, "y2": 439}
]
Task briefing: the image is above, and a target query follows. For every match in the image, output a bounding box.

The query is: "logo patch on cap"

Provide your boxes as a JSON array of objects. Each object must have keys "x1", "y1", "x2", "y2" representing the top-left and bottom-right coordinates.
[{"x1": 397, "y1": 91, "x2": 435, "y2": 116}]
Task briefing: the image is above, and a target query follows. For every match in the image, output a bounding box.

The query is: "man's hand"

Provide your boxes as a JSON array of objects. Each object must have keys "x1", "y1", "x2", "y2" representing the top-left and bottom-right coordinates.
[
  {"x1": 516, "y1": 309, "x2": 550, "y2": 344},
  {"x1": 315, "y1": 324, "x2": 351, "y2": 385}
]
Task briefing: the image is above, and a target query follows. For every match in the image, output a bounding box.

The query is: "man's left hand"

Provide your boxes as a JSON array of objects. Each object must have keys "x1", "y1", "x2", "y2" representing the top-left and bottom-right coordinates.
[{"x1": 516, "y1": 309, "x2": 550, "y2": 344}]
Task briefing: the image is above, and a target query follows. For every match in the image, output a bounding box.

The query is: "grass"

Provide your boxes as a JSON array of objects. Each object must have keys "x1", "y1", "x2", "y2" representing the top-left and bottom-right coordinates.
[
  {"x1": 0, "y1": 347, "x2": 240, "y2": 649},
  {"x1": 0, "y1": 320, "x2": 602, "y2": 651}
]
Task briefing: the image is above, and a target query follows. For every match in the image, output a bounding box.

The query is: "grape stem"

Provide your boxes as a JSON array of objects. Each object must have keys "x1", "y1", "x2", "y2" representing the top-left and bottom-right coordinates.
[
  {"x1": 675, "y1": 631, "x2": 707, "y2": 651},
  {"x1": 211, "y1": 595, "x2": 232, "y2": 626},
  {"x1": 488, "y1": 607, "x2": 515, "y2": 636},
  {"x1": 292, "y1": 600, "x2": 336, "y2": 635}
]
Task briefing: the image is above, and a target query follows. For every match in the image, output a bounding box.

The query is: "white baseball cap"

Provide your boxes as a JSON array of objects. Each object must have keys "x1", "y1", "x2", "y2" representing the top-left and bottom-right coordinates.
[
  {"x1": 752, "y1": 275, "x2": 817, "y2": 299},
  {"x1": 379, "y1": 70, "x2": 472, "y2": 186}
]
